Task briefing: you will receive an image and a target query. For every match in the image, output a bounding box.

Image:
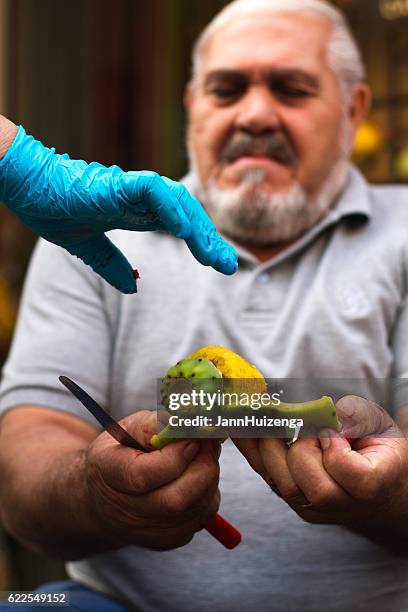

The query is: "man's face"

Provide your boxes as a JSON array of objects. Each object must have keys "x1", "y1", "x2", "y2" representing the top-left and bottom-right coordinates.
[{"x1": 185, "y1": 12, "x2": 362, "y2": 243}]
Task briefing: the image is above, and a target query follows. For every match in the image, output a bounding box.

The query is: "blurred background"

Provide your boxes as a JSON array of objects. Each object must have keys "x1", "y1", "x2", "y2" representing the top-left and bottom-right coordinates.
[{"x1": 0, "y1": 0, "x2": 407, "y2": 591}]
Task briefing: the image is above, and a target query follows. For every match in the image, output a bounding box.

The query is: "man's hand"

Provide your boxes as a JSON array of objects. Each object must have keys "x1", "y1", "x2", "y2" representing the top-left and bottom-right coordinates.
[
  {"x1": 0, "y1": 121, "x2": 238, "y2": 293},
  {"x1": 233, "y1": 396, "x2": 408, "y2": 532},
  {"x1": 85, "y1": 410, "x2": 221, "y2": 550},
  {"x1": 0, "y1": 406, "x2": 220, "y2": 558}
]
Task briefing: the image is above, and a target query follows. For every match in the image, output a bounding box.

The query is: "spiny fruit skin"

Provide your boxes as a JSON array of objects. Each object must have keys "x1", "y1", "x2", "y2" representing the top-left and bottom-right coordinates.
[
  {"x1": 160, "y1": 357, "x2": 223, "y2": 408},
  {"x1": 164, "y1": 357, "x2": 222, "y2": 380}
]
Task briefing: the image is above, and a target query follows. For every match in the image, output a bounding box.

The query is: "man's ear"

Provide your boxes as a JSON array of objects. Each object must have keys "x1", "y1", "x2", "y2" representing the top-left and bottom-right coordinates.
[
  {"x1": 348, "y1": 82, "x2": 372, "y2": 137},
  {"x1": 184, "y1": 81, "x2": 194, "y2": 111}
]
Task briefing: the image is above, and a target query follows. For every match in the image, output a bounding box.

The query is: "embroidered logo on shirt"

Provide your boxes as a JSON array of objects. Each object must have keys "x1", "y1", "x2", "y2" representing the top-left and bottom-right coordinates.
[{"x1": 335, "y1": 284, "x2": 370, "y2": 319}]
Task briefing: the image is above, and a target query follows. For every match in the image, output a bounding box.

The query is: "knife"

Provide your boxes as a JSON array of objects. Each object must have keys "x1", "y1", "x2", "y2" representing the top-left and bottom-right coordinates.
[
  {"x1": 59, "y1": 375, "x2": 241, "y2": 549},
  {"x1": 59, "y1": 376, "x2": 148, "y2": 452}
]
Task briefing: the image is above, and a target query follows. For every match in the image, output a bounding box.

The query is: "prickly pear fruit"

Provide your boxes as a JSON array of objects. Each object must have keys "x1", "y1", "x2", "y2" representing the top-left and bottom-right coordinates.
[{"x1": 151, "y1": 346, "x2": 340, "y2": 450}]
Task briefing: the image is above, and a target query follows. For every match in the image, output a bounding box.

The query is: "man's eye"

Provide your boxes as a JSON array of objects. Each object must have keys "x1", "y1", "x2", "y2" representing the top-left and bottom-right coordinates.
[
  {"x1": 211, "y1": 87, "x2": 242, "y2": 100},
  {"x1": 278, "y1": 86, "x2": 311, "y2": 99}
]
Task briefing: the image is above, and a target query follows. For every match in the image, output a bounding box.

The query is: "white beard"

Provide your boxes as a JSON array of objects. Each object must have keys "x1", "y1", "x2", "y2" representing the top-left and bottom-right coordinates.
[
  {"x1": 196, "y1": 159, "x2": 349, "y2": 245},
  {"x1": 188, "y1": 118, "x2": 352, "y2": 246}
]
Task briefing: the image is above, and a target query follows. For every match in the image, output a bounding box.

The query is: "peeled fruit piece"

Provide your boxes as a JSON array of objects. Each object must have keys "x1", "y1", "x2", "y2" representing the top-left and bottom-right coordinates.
[
  {"x1": 189, "y1": 346, "x2": 267, "y2": 397},
  {"x1": 188, "y1": 346, "x2": 265, "y2": 382}
]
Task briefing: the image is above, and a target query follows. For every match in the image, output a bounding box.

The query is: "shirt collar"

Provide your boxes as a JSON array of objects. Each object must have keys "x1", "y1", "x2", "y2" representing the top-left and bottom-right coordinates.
[{"x1": 324, "y1": 164, "x2": 372, "y2": 223}]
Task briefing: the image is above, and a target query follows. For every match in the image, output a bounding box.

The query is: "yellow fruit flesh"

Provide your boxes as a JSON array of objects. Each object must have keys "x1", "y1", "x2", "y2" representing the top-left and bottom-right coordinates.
[{"x1": 188, "y1": 346, "x2": 266, "y2": 393}]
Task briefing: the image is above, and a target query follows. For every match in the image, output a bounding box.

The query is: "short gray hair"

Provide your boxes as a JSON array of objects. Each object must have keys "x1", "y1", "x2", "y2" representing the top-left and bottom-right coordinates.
[{"x1": 191, "y1": 0, "x2": 366, "y2": 97}]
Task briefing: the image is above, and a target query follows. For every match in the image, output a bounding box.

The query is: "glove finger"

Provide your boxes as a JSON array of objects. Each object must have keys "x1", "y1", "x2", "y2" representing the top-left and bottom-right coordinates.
[
  {"x1": 119, "y1": 171, "x2": 191, "y2": 239},
  {"x1": 186, "y1": 226, "x2": 238, "y2": 275},
  {"x1": 211, "y1": 242, "x2": 239, "y2": 275},
  {"x1": 161, "y1": 176, "x2": 238, "y2": 274},
  {"x1": 64, "y1": 234, "x2": 137, "y2": 294}
]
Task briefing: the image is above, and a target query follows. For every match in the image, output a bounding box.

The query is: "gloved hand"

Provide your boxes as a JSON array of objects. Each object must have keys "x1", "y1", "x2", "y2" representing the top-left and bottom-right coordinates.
[{"x1": 0, "y1": 126, "x2": 238, "y2": 293}]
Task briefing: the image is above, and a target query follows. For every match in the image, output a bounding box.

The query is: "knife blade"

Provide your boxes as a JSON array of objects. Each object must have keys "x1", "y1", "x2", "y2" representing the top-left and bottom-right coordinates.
[{"x1": 59, "y1": 375, "x2": 148, "y2": 452}]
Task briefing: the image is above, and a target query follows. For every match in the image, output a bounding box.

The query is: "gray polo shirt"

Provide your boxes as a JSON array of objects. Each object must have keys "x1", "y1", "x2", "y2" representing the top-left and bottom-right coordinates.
[{"x1": 1, "y1": 166, "x2": 408, "y2": 611}]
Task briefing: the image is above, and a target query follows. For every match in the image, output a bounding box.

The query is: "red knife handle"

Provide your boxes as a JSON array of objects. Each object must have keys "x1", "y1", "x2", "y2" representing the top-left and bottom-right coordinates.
[{"x1": 204, "y1": 513, "x2": 241, "y2": 549}]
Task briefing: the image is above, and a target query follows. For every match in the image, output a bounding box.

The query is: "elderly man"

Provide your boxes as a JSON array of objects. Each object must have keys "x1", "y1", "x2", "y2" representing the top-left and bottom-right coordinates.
[{"x1": 1, "y1": 1, "x2": 408, "y2": 611}]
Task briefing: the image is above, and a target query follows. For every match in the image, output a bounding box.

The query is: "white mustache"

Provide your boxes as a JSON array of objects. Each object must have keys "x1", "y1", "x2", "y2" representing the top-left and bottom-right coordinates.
[{"x1": 221, "y1": 133, "x2": 297, "y2": 165}]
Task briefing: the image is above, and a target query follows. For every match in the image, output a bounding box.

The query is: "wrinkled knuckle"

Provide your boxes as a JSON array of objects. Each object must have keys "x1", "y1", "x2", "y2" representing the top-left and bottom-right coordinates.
[
  {"x1": 164, "y1": 491, "x2": 190, "y2": 517},
  {"x1": 200, "y1": 457, "x2": 220, "y2": 483},
  {"x1": 308, "y1": 486, "x2": 335, "y2": 509},
  {"x1": 280, "y1": 484, "x2": 302, "y2": 503},
  {"x1": 288, "y1": 439, "x2": 309, "y2": 455}
]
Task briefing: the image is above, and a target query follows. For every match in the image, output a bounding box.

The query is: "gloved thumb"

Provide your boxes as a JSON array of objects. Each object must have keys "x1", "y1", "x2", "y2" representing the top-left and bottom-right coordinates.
[{"x1": 64, "y1": 234, "x2": 137, "y2": 294}]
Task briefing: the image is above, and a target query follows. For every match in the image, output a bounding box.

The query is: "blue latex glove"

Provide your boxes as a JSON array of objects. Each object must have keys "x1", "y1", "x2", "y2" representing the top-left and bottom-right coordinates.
[{"x1": 0, "y1": 127, "x2": 238, "y2": 293}]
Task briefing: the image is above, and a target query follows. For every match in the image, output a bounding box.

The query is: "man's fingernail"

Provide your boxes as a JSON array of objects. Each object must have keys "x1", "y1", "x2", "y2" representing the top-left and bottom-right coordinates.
[
  {"x1": 319, "y1": 429, "x2": 331, "y2": 450},
  {"x1": 183, "y1": 442, "x2": 199, "y2": 462}
]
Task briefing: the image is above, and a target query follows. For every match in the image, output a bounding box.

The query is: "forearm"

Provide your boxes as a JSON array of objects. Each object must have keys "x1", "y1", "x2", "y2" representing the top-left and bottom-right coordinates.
[
  {"x1": 0, "y1": 115, "x2": 18, "y2": 159},
  {"x1": 0, "y1": 408, "x2": 120, "y2": 560}
]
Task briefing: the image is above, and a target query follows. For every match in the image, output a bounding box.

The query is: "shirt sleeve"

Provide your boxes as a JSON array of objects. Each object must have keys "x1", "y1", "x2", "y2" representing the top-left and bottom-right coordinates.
[{"x1": 0, "y1": 238, "x2": 113, "y2": 429}]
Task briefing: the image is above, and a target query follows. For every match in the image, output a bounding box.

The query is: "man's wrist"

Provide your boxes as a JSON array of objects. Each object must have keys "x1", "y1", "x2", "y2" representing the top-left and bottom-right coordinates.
[
  {"x1": 50, "y1": 448, "x2": 123, "y2": 558},
  {"x1": 10, "y1": 447, "x2": 119, "y2": 560},
  {"x1": 0, "y1": 116, "x2": 18, "y2": 159}
]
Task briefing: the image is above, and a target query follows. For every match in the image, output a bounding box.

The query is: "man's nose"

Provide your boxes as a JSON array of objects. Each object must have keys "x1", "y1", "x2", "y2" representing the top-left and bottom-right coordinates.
[{"x1": 235, "y1": 86, "x2": 281, "y2": 135}]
